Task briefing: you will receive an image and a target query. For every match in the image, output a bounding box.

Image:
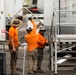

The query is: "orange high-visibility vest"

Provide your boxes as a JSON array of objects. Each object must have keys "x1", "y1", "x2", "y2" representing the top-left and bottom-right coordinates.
[
  {"x1": 25, "y1": 20, "x2": 38, "y2": 51},
  {"x1": 37, "y1": 33, "x2": 48, "y2": 48},
  {"x1": 8, "y1": 26, "x2": 18, "y2": 46}
]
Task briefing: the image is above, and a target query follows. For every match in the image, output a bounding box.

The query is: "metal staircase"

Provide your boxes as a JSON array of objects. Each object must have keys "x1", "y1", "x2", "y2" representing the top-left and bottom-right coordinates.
[{"x1": 49, "y1": 0, "x2": 76, "y2": 74}]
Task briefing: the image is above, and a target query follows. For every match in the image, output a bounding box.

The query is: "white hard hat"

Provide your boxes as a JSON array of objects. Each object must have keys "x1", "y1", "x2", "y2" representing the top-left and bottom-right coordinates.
[
  {"x1": 26, "y1": 21, "x2": 34, "y2": 30},
  {"x1": 26, "y1": 26, "x2": 33, "y2": 30},
  {"x1": 39, "y1": 26, "x2": 46, "y2": 31}
]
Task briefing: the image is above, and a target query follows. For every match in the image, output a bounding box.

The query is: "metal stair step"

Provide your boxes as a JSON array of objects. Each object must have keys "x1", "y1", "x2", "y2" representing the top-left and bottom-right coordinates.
[
  {"x1": 58, "y1": 51, "x2": 76, "y2": 53},
  {"x1": 58, "y1": 57, "x2": 76, "y2": 59},
  {"x1": 57, "y1": 44, "x2": 75, "y2": 46},
  {"x1": 58, "y1": 63, "x2": 76, "y2": 67}
]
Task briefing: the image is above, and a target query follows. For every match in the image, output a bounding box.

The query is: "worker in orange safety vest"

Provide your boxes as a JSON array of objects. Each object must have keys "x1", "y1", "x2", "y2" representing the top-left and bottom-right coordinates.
[
  {"x1": 37, "y1": 26, "x2": 49, "y2": 73},
  {"x1": 24, "y1": 17, "x2": 42, "y2": 74},
  {"x1": 8, "y1": 19, "x2": 22, "y2": 75}
]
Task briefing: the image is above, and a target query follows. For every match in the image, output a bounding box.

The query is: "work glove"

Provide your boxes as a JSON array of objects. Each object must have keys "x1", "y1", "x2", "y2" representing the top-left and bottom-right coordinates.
[
  {"x1": 28, "y1": 17, "x2": 32, "y2": 20},
  {"x1": 45, "y1": 42, "x2": 49, "y2": 46}
]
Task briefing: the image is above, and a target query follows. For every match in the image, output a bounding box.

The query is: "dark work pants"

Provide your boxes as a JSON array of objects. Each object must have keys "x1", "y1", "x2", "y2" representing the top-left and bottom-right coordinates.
[
  {"x1": 37, "y1": 48, "x2": 44, "y2": 69},
  {"x1": 8, "y1": 45, "x2": 18, "y2": 75}
]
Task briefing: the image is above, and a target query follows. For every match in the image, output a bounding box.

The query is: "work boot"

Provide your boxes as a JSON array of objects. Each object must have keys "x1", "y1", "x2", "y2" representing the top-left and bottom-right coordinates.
[
  {"x1": 11, "y1": 72, "x2": 16, "y2": 75},
  {"x1": 11, "y1": 73, "x2": 18, "y2": 75},
  {"x1": 37, "y1": 69, "x2": 44, "y2": 73},
  {"x1": 33, "y1": 70, "x2": 37, "y2": 73},
  {"x1": 11, "y1": 71, "x2": 20, "y2": 75},
  {"x1": 28, "y1": 71, "x2": 34, "y2": 74},
  {"x1": 11, "y1": 73, "x2": 20, "y2": 75}
]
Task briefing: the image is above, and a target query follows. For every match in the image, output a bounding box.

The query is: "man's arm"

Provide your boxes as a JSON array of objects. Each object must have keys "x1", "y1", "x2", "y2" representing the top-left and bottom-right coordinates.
[
  {"x1": 9, "y1": 36, "x2": 16, "y2": 52},
  {"x1": 28, "y1": 17, "x2": 44, "y2": 29},
  {"x1": 37, "y1": 22, "x2": 42, "y2": 29}
]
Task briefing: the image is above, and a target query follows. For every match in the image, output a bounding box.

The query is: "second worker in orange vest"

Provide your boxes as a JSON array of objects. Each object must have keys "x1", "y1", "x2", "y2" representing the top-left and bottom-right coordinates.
[{"x1": 37, "y1": 26, "x2": 48, "y2": 73}]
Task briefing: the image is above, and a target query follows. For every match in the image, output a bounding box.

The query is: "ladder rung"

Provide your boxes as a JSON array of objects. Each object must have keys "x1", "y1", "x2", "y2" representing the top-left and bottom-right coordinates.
[{"x1": 58, "y1": 64, "x2": 75, "y2": 67}]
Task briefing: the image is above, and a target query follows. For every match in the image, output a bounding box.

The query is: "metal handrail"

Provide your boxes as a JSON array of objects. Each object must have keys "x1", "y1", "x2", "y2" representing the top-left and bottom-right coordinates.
[
  {"x1": 18, "y1": 15, "x2": 33, "y2": 31},
  {"x1": 23, "y1": 7, "x2": 44, "y2": 25},
  {"x1": 6, "y1": 8, "x2": 23, "y2": 27},
  {"x1": 6, "y1": 7, "x2": 44, "y2": 33},
  {"x1": 5, "y1": 8, "x2": 23, "y2": 34},
  {"x1": 3, "y1": 7, "x2": 45, "y2": 52},
  {"x1": 18, "y1": 19, "x2": 28, "y2": 31}
]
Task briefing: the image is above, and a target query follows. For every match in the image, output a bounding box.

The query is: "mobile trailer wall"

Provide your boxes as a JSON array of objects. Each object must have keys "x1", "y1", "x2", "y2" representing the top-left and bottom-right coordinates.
[
  {"x1": 56, "y1": 0, "x2": 76, "y2": 34},
  {"x1": 37, "y1": 0, "x2": 55, "y2": 26},
  {"x1": 0, "y1": 0, "x2": 6, "y2": 41},
  {"x1": 5, "y1": 0, "x2": 23, "y2": 40},
  {"x1": 43, "y1": 0, "x2": 76, "y2": 33},
  {"x1": 37, "y1": 0, "x2": 44, "y2": 13},
  {"x1": 5, "y1": 0, "x2": 23, "y2": 24},
  {"x1": 0, "y1": 0, "x2": 23, "y2": 41},
  {"x1": 60, "y1": 0, "x2": 76, "y2": 24},
  {"x1": 44, "y1": 0, "x2": 55, "y2": 26}
]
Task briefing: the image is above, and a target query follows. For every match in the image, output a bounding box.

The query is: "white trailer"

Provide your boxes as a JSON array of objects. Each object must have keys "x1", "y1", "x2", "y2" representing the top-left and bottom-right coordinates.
[
  {"x1": 0, "y1": 0, "x2": 23, "y2": 41},
  {"x1": 0, "y1": 0, "x2": 6, "y2": 41},
  {"x1": 5, "y1": 0, "x2": 23, "y2": 24}
]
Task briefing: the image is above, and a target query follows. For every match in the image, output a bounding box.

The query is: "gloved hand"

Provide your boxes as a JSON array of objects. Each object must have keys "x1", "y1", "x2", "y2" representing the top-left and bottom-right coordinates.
[
  {"x1": 21, "y1": 43, "x2": 27, "y2": 46},
  {"x1": 45, "y1": 43, "x2": 49, "y2": 46},
  {"x1": 28, "y1": 17, "x2": 32, "y2": 20}
]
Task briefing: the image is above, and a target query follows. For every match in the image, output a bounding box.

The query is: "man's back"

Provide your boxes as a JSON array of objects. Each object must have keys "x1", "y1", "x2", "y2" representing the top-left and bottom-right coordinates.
[
  {"x1": 25, "y1": 19, "x2": 37, "y2": 51},
  {"x1": 9, "y1": 26, "x2": 18, "y2": 46}
]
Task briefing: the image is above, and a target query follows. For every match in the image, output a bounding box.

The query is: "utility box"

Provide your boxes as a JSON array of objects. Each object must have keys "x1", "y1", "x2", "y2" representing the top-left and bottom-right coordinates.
[{"x1": 0, "y1": 51, "x2": 6, "y2": 75}]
